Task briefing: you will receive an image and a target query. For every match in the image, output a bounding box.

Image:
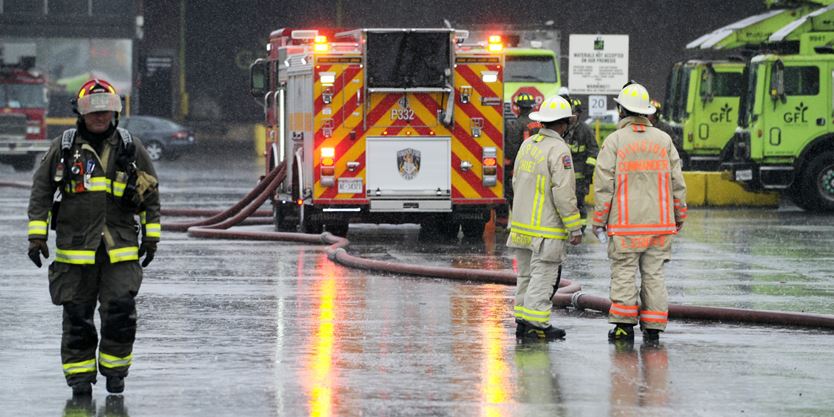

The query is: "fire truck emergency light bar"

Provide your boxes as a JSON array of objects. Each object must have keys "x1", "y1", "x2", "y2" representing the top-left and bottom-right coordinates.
[{"x1": 291, "y1": 30, "x2": 318, "y2": 40}]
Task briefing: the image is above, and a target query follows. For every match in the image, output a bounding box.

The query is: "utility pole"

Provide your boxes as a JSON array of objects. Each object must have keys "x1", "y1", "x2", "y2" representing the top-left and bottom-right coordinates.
[
  {"x1": 336, "y1": 0, "x2": 342, "y2": 27},
  {"x1": 179, "y1": 0, "x2": 188, "y2": 120}
]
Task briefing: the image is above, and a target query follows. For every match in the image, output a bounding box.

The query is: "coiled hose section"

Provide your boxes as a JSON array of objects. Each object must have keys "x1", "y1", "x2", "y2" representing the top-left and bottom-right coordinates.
[{"x1": 7, "y1": 163, "x2": 834, "y2": 329}]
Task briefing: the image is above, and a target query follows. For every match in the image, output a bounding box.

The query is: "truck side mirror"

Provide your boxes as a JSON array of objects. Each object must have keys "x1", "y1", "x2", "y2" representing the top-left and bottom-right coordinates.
[
  {"x1": 770, "y1": 60, "x2": 786, "y2": 104},
  {"x1": 249, "y1": 59, "x2": 268, "y2": 97},
  {"x1": 700, "y1": 65, "x2": 715, "y2": 104}
]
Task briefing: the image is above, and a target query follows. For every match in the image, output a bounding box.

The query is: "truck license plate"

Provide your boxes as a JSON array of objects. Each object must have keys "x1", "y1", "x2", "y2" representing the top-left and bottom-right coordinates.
[
  {"x1": 735, "y1": 169, "x2": 753, "y2": 182},
  {"x1": 338, "y1": 178, "x2": 363, "y2": 194}
]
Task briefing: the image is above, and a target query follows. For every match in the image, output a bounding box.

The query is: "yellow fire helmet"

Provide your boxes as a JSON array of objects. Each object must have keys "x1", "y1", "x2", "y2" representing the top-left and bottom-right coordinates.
[
  {"x1": 75, "y1": 78, "x2": 122, "y2": 115},
  {"x1": 529, "y1": 95, "x2": 573, "y2": 123},
  {"x1": 613, "y1": 82, "x2": 656, "y2": 115}
]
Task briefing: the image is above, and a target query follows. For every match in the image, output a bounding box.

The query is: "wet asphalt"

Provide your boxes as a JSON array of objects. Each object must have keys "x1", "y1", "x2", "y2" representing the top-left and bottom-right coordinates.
[{"x1": 1, "y1": 143, "x2": 833, "y2": 417}]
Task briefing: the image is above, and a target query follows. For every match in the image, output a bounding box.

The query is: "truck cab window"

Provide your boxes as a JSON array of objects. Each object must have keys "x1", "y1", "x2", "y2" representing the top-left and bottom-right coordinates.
[
  {"x1": 505, "y1": 56, "x2": 557, "y2": 83},
  {"x1": 783, "y1": 66, "x2": 819, "y2": 96}
]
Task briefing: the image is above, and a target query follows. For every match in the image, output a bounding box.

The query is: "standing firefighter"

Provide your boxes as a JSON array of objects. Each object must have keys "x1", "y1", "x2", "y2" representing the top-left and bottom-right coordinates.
[
  {"x1": 26, "y1": 79, "x2": 161, "y2": 396},
  {"x1": 508, "y1": 95, "x2": 583, "y2": 342},
  {"x1": 591, "y1": 83, "x2": 687, "y2": 343},
  {"x1": 563, "y1": 97, "x2": 598, "y2": 232}
]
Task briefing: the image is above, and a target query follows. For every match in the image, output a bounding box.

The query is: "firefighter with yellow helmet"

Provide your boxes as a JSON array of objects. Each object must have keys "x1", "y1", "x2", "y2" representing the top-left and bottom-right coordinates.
[
  {"x1": 503, "y1": 93, "x2": 542, "y2": 217},
  {"x1": 591, "y1": 82, "x2": 687, "y2": 343},
  {"x1": 508, "y1": 94, "x2": 582, "y2": 342},
  {"x1": 26, "y1": 79, "x2": 161, "y2": 396}
]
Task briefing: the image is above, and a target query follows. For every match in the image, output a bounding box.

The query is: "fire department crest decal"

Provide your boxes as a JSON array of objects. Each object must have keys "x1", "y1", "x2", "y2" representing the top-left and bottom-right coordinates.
[{"x1": 397, "y1": 148, "x2": 421, "y2": 180}]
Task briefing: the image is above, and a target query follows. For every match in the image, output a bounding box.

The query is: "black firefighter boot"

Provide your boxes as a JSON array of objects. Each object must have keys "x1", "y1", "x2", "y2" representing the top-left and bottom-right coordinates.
[
  {"x1": 71, "y1": 381, "x2": 93, "y2": 397},
  {"x1": 608, "y1": 324, "x2": 635, "y2": 342},
  {"x1": 106, "y1": 376, "x2": 125, "y2": 394},
  {"x1": 522, "y1": 324, "x2": 566, "y2": 341},
  {"x1": 515, "y1": 319, "x2": 527, "y2": 339},
  {"x1": 642, "y1": 328, "x2": 661, "y2": 343}
]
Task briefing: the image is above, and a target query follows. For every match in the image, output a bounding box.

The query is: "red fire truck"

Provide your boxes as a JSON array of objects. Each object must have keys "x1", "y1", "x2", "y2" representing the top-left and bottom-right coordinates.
[
  {"x1": 250, "y1": 28, "x2": 506, "y2": 238},
  {"x1": 0, "y1": 57, "x2": 49, "y2": 171}
]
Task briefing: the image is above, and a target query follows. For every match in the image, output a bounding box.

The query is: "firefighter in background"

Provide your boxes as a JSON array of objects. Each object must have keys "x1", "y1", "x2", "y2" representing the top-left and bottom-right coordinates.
[
  {"x1": 508, "y1": 95, "x2": 583, "y2": 342},
  {"x1": 591, "y1": 83, "x2": 687, "y2": 343},
  {"x1": 562, "y1": 97, "x2": 598, "y2": 233},
  {"x1": 26, "y1": 79, "x2": 161, "y2": 396},
  {"x1": 647, "y1": 99, "x2": 681, "y2": 153},
  {"x1": 502, "y1": 93, "x2": 542, "y2": 216}
]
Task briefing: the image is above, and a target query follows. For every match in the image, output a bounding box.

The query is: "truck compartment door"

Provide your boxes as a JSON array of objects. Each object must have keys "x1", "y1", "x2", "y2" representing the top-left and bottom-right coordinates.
[{"x1": 365, "y1": 136, "x2": 451, "y2": 198}]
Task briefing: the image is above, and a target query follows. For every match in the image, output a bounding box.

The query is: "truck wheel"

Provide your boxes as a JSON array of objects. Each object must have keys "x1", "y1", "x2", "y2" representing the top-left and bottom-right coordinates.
[
  {"x1": 273, "y1": 201, "x2": 297, "y2": 232},
  {"x1": 10, "y1": 155, "x2": 36, "y2": 172},
  {"x1": 786, "y1": 183, "x2": 815, "y2": 211},
  {"x1": 801, "y1": 151, "x2": 834, "y2": 211},
  {"x1": 299, "y1": 204, "x2": 323, "y2": 234}
]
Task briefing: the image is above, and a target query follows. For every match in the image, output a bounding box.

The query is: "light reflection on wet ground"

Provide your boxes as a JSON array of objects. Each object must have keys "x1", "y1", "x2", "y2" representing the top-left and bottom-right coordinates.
[{"x1": 1, "y1": 150, "x2": 833, "y2": 416}]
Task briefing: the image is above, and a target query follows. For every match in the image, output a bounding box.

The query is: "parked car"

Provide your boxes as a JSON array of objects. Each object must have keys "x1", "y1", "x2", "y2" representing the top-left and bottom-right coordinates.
[{"x1": 119, "y1": 115, "x2": 195, "y2": 161}]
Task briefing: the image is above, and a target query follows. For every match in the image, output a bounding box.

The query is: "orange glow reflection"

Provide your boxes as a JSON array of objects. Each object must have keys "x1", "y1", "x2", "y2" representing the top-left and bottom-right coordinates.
[
  {"x1": 308, "y1": 256, "x2": 337, "y2": 417},
  {"x1": 481, "y1": 290, "x2": 510, "y2": 416}
]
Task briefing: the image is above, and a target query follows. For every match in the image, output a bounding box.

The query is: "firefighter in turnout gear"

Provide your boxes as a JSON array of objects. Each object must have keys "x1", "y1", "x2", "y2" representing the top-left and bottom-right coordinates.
[
  {"x1": 562, "y1": 97, "x2": 598, "y2": 233},
  {"x1": 503, "y1": 93, "x2": 542, "y2": 214},
  {"x1": 26, "y1": 79, "x2": 161, "y2": 396},
  {"x1": 507, "y1": 95, "x2": 583, "y2": 342},
  {"x1": 591, "y1": 83, "x2": 687, "y2": 343}
]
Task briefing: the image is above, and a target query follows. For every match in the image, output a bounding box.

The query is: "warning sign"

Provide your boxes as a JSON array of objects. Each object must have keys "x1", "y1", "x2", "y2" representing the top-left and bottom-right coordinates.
[{"x1": 568, "y1": 34, "x2": 629, "y2": 95}]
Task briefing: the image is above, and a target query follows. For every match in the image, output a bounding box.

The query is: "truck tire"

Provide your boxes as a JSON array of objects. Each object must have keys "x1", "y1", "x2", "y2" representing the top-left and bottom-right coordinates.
[
  {"x1": 801, "y1": 151, "x2": 834, "y2": 211},
  {"x1": 10, "y1": 155, "x2": 36, "y2": 172},
  {"x1": 299, "y1": 204, "x2": 323, "y2": 234},
  {"x1": 786, "y1": 183, "x2": 815, "y2": 211},
  {"x1": 273, "y1": 201, "x2": 297, "y2": 232}
]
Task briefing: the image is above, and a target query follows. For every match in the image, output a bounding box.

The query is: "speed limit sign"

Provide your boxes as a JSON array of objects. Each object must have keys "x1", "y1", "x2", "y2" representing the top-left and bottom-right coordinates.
[{"x1": 588, "y1": 95, "x2": 607, "y2": 117}]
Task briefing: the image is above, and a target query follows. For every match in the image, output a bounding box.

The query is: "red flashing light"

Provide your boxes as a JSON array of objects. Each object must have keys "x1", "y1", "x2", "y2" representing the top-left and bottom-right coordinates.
[{"x1": 483, "y1": 157, "x2": 497, "y2": 167}]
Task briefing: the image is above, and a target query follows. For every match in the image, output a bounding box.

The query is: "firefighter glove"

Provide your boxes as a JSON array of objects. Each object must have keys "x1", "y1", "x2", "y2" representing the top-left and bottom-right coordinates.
[
  {"x1": 28, "y1": 239, "x2": 49, "y2": 268},
  {"x1": 139, "y1": 240, "x2": 157, "y2": 267}
]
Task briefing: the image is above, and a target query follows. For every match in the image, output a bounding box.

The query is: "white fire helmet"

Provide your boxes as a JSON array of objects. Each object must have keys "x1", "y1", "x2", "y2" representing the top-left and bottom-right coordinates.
[
  {"x1": 529, "y1": 95, "x2": 573, "y2": 123},
  {"x1": 613, "y1": 83, "x2": 656, "y2": 115}
]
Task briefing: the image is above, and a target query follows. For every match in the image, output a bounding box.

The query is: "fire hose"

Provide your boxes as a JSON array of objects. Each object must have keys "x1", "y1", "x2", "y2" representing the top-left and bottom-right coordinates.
[{"x1": 6, "y1": 163, "x2": 834, "y2": 329}]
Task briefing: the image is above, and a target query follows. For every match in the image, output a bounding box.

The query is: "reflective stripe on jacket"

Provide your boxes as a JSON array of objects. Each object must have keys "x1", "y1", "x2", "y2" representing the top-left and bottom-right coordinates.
[
  {"x1": 510, "y1": 128, "x2": 581, "y2": 240},
  {"x1": 591, "y1": 116, "x2": 687, "y2": 236}
]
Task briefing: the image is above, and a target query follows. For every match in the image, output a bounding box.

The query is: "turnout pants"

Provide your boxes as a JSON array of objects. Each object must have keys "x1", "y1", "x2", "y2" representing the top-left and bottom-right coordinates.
[
  {"x1": 48, "y1": 243, "x2": 143, "y2": 385},
  {"x1": 607, "y1": 235, "x2": 671, "y2": 331},
  {"x1": 512, "y1": 236, "x2": 566, "y2": 329}
]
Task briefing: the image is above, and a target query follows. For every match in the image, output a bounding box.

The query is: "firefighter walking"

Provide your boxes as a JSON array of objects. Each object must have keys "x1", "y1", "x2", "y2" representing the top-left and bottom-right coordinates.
[
  {"x1": 26, "y1": 79, "x2": 161, "y2": 396},
  {"x1": 563, "y1": 97, "x2": 598, "y2": 233},
  {"x1": 507, "y1": 95, "x2": 582, "y2": 341},
  {"x1": 591, "y1": 83, "x2": 687, "y2": 343}
]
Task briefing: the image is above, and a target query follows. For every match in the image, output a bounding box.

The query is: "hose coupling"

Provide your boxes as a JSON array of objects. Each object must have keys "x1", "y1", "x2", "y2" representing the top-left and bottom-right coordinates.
[{"x1": 571, "y1": 291, "x2": 586, "y2": 310}]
